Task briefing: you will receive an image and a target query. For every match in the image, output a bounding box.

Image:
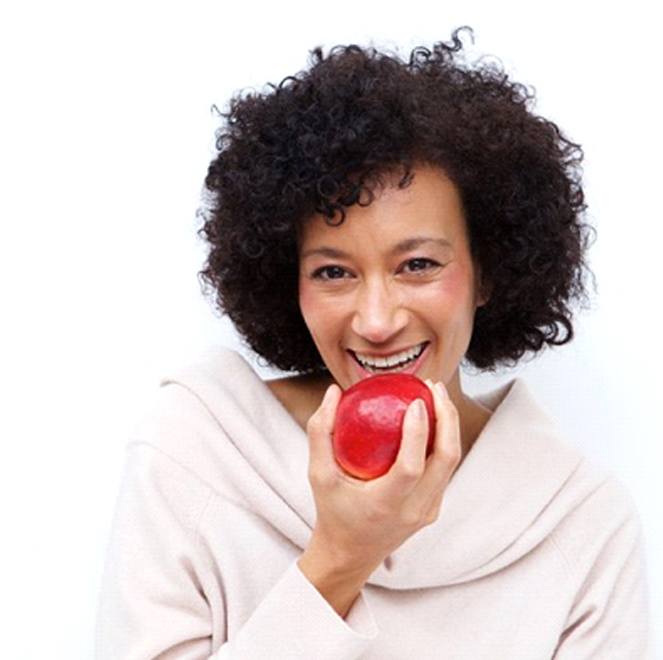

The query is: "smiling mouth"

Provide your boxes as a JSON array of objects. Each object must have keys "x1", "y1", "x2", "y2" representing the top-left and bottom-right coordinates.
[{"x1": 349, "y1": 341, "x2": 429, "y2": 373}]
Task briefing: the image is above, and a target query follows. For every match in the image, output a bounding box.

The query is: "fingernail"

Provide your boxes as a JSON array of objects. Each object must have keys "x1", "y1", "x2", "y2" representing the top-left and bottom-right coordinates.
[
  {"x1": 411, "y1": 398, "x2": 425, "y2": 419},
  {"x1": 435, "y1": 382, "x2": 449, "y2": 400},
  {"x1": 323, "y1": 384, "x2": 337, "y2": 405}
]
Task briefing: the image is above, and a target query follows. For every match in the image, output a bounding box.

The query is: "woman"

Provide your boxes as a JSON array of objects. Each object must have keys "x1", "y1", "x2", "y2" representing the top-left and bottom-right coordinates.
[{"x1": 95, "y1": 29, "x2": 651, "y2": 658}]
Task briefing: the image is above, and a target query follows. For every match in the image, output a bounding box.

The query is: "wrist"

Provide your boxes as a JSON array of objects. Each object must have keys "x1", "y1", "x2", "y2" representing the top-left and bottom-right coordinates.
[
  {"x1": 305, "y1": 530, "x2": 379, "y2": 578},
  {"x1": 297, "y1": 547, "x2": 372, "y2": 619},
  {"x1": 299, "y1": 543, "x2": 372, "y2": 582}
]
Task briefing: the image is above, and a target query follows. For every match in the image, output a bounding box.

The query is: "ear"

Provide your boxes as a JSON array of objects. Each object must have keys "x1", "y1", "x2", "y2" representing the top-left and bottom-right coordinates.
[
  {"x1": 474, "y1": 262, "x2": 492, "y2": 308},
  {"x1": 477, "y1": 281, "x2": 492, "y2": 307}
]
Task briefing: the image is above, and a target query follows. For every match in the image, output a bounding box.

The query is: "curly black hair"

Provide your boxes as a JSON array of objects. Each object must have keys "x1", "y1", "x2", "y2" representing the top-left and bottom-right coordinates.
[{"x1": 197, "y1": 27, "x2": 596, "y2": 375}]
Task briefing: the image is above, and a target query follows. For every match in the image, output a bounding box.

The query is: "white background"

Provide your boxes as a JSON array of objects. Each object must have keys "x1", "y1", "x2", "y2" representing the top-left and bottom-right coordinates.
[{"x1": 1, "y1": 1, "x2": 661, "y2": 657}]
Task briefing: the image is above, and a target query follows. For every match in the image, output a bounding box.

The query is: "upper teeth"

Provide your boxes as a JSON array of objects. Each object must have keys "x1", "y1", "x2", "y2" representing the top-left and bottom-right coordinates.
[{"x1": 355, "y1": 342, "x2": 426, "y2": 368}]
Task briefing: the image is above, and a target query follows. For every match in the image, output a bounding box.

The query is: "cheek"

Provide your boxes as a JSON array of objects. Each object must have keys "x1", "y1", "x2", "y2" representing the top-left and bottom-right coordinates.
[
  {"x1": 298, "y1": 283, "x2": 315, "y2": 325},
  {"x1": 298, "y1": 281, "x2": 338, "y2": 330},
  {"x1": 419, "y1": 266, "x2": 474, "y2": 309},
  {"x1": 298, "y1": 279, "x2": 312, "y2": 312}
]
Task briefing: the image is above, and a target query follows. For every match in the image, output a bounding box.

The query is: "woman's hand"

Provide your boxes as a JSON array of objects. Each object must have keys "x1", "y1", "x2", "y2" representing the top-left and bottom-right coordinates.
[{"x1": 303, "y1": 378, "x2": 462, "y2": 576}]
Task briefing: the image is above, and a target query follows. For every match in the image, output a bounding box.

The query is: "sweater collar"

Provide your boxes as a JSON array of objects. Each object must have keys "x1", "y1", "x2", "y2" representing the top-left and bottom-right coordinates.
[
  {"x1": 368, "y1": 377, "x2": 583, "y2": 587},
  {"x1": 169, "y1": 346, "x2": 584, "y2": 589}
]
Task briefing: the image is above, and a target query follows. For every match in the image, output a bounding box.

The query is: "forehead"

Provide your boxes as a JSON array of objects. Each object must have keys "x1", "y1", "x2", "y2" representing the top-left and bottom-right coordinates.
[{"x1": 298, "y1": 165, "x2": 467, "y2": 250}]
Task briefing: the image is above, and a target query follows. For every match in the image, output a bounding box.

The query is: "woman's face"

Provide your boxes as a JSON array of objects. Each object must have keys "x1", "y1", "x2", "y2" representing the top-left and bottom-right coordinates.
[{"x1": 297, "y1": 164, "x2": 488, "y2": 395}]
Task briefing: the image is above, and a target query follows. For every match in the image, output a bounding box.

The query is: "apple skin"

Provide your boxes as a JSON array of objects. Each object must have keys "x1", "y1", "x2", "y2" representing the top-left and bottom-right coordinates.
[{"x1": 332, "y1": 373, "x2": 436, "y2": 480}]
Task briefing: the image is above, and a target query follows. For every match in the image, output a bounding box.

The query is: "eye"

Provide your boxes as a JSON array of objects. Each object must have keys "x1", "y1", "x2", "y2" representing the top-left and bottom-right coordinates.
[
  {"x1": 402, "y1": 258, "x2": 440, "y2": 274},
  {"x1": 311, "y1": 265, "x2": 348, "y2": 280}
]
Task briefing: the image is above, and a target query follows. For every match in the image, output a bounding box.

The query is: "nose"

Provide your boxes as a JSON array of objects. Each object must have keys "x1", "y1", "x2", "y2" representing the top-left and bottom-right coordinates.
[{"x1": 350, "y1": 277, "x2": 408, "y2": 344}]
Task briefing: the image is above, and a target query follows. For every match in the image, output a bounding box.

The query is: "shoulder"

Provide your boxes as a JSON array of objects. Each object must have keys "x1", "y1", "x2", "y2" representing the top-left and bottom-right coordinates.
[
  {"x1": 551, "y1": 461, "x2": 644, "y2": 577},
  {"x1": 128, "y1": 380, "x2": 225, "y2": 465},
  {"x1": 125, "y1": 346, "x2": 265, "y2": 483},
  {"x1": 159, "y1": 344, "x2": 257, "y2": 393},
  {"x1": 550, "y1": 467, "x2": 650, "y2": 653}
]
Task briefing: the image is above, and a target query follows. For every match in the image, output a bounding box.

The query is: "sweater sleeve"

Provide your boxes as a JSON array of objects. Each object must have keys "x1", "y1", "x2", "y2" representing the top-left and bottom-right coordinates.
[
  {"x1": 211, "y1": 560, "x2": 378, "y2": 659},
  {"x1": 552, "y1": 481, "x2": 653, "y2": 659},
  {"x1": 94, "y1": 441, "x2": 378, "y2": 660}
]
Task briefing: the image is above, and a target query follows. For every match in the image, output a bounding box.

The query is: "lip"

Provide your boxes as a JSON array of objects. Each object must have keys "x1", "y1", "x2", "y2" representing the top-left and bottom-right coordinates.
[{"x1": 348, "y1": 342, "x2": 430, "y2": 381}]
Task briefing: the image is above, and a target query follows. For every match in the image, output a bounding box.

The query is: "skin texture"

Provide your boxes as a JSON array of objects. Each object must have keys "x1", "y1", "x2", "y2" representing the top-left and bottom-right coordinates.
[{"x1": 291, "y1": 164, "x2": 492, "y2": 460}]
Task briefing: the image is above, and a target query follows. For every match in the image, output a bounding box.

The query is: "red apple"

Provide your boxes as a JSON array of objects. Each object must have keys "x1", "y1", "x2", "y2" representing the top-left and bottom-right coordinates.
[{"x1": 332, "y1": 373, "x2": 436, "y2": 480}]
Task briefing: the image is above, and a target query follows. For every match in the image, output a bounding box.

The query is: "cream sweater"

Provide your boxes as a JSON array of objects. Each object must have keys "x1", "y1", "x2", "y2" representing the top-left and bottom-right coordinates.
[{"x1": 94, "y1": 345, "x2": 652, "y2": 659}]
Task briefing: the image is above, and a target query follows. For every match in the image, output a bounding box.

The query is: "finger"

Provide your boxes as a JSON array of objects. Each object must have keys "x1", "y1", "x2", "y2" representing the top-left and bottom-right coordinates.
[
  {"x1": 438, "y1": 383, "x2": 462, "y2": 473},
  {"x1": 410, "y1": 380, "x2": 461, "y2": 505},
  {"x1": 430, "y1": 380, "x2": 461, "y2": 471},
  {"x1": 306, "y1": 383, "x2": 342, "y2": 480},
  {"x1": 389, "y1": 398, "x2": 429, "y2": 483}
]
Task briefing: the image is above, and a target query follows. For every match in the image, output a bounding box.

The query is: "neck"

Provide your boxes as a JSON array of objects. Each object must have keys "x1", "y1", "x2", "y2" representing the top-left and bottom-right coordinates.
[{"x1": 446, "y1": 369, "x2": 492, "y2": 465}]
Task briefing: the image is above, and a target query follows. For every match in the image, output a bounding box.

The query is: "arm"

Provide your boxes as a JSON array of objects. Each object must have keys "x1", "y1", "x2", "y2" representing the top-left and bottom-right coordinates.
[
  {"x1": 94, "y1": 441, "x2": 378, "y2": 660},
  {"x1": 217, "y1": 554, "x2": 378, "y2": 660},
  {"x1": 552, "y1": 484, "x2": 653, "y2": 659},
  {"x1": 297, "y1": 542, "x2": 376, "y2": 620}
]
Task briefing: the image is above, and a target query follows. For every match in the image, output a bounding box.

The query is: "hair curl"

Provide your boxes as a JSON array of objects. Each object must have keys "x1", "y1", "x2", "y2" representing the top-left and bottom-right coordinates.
[{"x1": 197, "y1": 27, "x2": 596, "y2": 375}]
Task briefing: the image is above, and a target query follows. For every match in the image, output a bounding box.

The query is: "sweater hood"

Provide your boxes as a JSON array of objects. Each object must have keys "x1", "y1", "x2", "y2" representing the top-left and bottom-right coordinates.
[{"x1": 158, "y1": 345, "x2": 595, "y2": 590}]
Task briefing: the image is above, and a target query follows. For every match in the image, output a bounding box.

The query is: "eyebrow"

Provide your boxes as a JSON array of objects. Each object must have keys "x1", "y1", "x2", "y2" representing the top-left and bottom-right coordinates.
[{"x1": 300, "y1": 236, "x2": 453, "y2": 260}]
